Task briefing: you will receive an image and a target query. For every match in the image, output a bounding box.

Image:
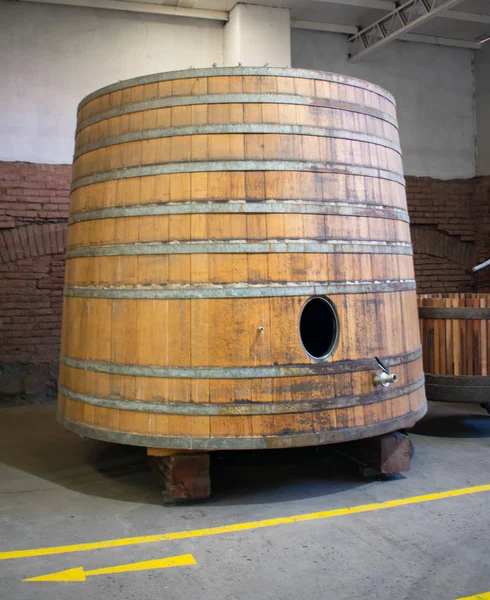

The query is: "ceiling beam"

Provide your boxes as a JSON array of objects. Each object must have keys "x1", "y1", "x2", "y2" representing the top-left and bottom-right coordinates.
[
  {"x1": 348, "y1": 0, "x2": 466, "y2": 61},
  {"x1": 292, "y1": 20, "x2": 482, "y2": 49},
  {"x1": 177, "y1": 0, "x2": 197, "y2": 7},
  {"x1": 440, "y1": 10, "x2": 490, "y2": 24},
  {"x1": 315, "y1": 0, "x2": 490, "y2": 25},
  {"x1": 401, "y1": 32, "x2": 482, "y2": 48},
  {"x1": 16, "y1": 0, "x2": 229, "y2": 21},
  {"x1": 291, "y1": 20, "x2": 357, "y2": 34},
  {"x1": 314, "y1": 0, "x2": 395, "y2": 9}
]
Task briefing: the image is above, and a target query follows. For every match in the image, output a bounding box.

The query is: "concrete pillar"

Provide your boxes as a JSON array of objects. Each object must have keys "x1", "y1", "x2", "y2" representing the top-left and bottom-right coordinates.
[{"x1": 224, "y1": 3, "x2": 291, "y2": 68}]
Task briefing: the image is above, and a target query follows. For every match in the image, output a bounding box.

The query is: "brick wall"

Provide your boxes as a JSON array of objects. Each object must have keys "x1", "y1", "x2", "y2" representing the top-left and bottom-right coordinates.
[
  {"x1": 412, "y1": 253, "x2": 474, "y2": 293},
  {"x1": 405, "y1": 176, "x2": 480, "y2": 293},
  {"x1": 406, "y1": 177, "x2": 475, "y2": 241},
  {"x1": 0, "y1": 162, "x2": 488, "y2": 403},
  {"x1": 474, "y1": 176, "x2": 490, "y2": 291},
  {"x1": 0, "y1": 162, "x2": 71, "y2": 403}
]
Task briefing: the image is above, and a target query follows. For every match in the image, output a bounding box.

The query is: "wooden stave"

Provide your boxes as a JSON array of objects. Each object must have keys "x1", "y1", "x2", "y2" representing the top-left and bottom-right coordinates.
[
  {"x1": 77, "y1": 68, "x2": 397, "y2": 108},
  {"x1": 60, "y1": 292, "x2": 422, "y2": 368},
  {"x1": 74, "y1": 124, "x2": 402, "y2": 160},
  {"x1": 57, "y1": 358, "x2": 425, "y2": 448},
  {"x1": 75, "y1": 101, "x2": 400, "y2": 152},
  {"x1": 58, "y1": 401, "x2": 427, "y2": 450},
  {"x1": 59, "y1": 347, "x2": 423, "y2": 383},
  {"x1": 64, "y1": 252, "x2": 416, "y2": 286},
  {"x1": 71, "y1": 134, "x2": 404, "y2": 183},
  {"x1": 77, "y1": 69, "x2": 397, "y2": 123},
  {"x1": 59, "y1": 288, "x2": 424, "y2": 439},
  {"x1": 58, "y1": 351, "x2": 424, "y2": 414},
  {"x1": 59, "y1": 71, "x2": 425, "y2": 447},
  {"x1": 66, "y1": 224, "x2": 414, "y2": 248},
  {"x1": 69, "y1": 172, "x2": 409, "y2": 214},
  {"x1": 72, "y1": 97, "x2": 404, "y2": 191}
]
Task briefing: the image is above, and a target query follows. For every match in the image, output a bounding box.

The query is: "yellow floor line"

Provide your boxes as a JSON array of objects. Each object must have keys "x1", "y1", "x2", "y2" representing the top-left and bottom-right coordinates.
[
  {"x1": 2, "y1": 483, "x2": 490, "y2": 561},
  {"x1": 457, "y1": 593, "x2": 490, "y2": 600}
]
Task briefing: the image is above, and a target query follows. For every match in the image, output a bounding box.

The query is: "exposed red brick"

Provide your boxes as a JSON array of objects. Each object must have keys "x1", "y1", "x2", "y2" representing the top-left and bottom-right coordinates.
[
  {"x1": 406, "y1": 176, "x2": 475, "y2": 242},
  {"x1": 406, "y1": 175, "x2": 488, "y2": 293},
  {"x1": 473, "y1": 176, "x2": 490, "y2": 290},
  {"x1": 0, "y1": 161, "x2": 70, "y2": 365}
]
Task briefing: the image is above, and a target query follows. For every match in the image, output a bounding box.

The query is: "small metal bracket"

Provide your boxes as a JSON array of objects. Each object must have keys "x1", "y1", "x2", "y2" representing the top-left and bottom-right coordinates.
[{"x1": 375, "y1": 356, "x2": 390, "y2": 374}]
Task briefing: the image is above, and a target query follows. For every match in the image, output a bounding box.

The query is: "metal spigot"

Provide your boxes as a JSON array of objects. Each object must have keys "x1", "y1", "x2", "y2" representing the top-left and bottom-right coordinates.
[
  {"x1": 373, "y1": 356, "x2": 398, "y2": 387},
  {"x1": 373, "y1": 372, "x2": 398, "y2": 387}
]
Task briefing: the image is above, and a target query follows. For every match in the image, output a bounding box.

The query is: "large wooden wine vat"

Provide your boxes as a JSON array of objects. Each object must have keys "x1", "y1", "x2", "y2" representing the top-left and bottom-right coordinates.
[
  {"x1": 418, "y1": 293, "x2": 490, "y2": 406},
  {"x1": 58, "y1": 67, "x2": 427, "y2": 450}
]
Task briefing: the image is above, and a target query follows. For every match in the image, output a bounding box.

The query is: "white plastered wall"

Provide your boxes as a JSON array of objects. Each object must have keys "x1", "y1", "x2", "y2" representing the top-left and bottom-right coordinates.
[
  {"x1": 0, "y1": 2, "x2": 224, "y2": 164},
  {"x1": 292, "y1": 29, "x2": 476, "y2": 179}
]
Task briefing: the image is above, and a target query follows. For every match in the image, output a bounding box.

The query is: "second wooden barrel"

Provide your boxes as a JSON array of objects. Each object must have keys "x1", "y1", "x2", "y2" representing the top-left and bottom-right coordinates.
[
  {"x1": 418, "y1": 293, "x2": 490, "y2": 405},
  {"x1": 58, "y1": 66, "x2": 427, "y2": 450}
]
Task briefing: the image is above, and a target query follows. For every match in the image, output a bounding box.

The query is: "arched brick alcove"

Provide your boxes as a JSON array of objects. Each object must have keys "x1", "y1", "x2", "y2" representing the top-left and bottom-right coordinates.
[{"x1": 411, "y1": 227, "x2": 475, "y2": 293}]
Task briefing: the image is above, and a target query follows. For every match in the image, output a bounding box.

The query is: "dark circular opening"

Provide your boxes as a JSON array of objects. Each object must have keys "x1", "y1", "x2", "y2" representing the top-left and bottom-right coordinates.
[{"x1": 299, "y1": 297, "x2": 339, "y2": 361}]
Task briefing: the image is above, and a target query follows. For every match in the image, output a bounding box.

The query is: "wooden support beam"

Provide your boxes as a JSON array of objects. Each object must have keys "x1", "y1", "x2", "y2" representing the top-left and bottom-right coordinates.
[{"x1": 147, "y1": 450, "x2": 211, "y2": 503}]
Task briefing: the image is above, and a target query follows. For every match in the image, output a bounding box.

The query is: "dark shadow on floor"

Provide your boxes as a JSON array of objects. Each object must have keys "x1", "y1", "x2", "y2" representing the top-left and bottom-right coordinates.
[
  {"x1": 208, "y1": 445, "x2": 369, "y2": 507},
  {"x1": 0, "y1": 405, "x2": 374, "y2": 507},
  {"x1": 0, "y1": 405, "x2": 161, "y2": 505},
  {"x1": 409, "y1": 402, "x2": 490, "y2": 439}
]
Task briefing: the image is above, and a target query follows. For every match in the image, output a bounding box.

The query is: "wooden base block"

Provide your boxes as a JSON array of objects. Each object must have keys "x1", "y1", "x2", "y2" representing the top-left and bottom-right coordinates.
[
  {"x1": 147, "y1": 448, "x2": 204, "y2": 457},
  {"x1": 147, "y1": 452, "x2": 211, "y2": 503},
  {"x1": 337, "y1": 431, "x2": 412, "y2": 475}
]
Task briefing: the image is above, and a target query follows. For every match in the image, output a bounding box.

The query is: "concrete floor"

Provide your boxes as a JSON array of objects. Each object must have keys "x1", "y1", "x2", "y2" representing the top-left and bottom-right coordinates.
[{"x1": 1, "y1": 402, "x2": 490, "y2": 600}]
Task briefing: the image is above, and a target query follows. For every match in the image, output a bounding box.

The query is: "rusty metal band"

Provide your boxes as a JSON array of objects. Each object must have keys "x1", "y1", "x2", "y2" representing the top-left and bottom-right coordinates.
[
  {"x1": 424, "y1": 374, "x2": 490, "y2": 404},
  {"x1": 66, "y1": 240, "x2": 413, "y2": 259},
  {"x1": 63, "y1": 279, "x2": 416, "y2": 300},
  {"x1": 58, "y1": 405, "x2": 427, "y2": 450},
  {"x1": 60, "y1": 347, "x2": 422, "y2": 380},
  {"x1": 74, "y1": 124, "x2": 401, "y2": 160},
  {"x1": 58, "y1": 376, "x2": 424, "y2": 417},
  {"x1": 68, "y1": 201, "x2": 410, "y2": 225},
  {"x1": 418, "y1": 307, "x2": 490, "y2": 320},
  {"x1": 78, "y1": 67, "x2": 396, "y2": 111},
  {"x1": 71, "y1": 160, "x2": 405, "y2": 192},
  {"x1": 76, "y1": 94, "x2": 398, "y2": 133}
]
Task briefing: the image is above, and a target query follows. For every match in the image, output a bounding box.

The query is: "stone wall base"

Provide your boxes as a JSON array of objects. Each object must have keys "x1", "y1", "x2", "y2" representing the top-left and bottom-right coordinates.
[{"x1": 0, "y1": 361, "x2": 58, "y2": 405}]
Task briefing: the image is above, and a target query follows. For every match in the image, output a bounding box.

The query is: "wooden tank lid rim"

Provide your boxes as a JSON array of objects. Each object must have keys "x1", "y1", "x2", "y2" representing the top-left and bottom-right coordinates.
[
  {"x1": 65, "y1": 241, "x2": 413, "y2": 259},
  {"x1": 425, "y1": 379, "x2": 490, "y2": 404},
  {"x1": 59, "y1": 405, "x2": 427, "y2": 450},
  {"x1": 77, "y1": 67, "x2": 396, "y2": 113},
  {"x1": 68, "y1": 201, "x2": 410, "y2": 225},
  {"x1": 418, "y1": 293, "x2": 490, "y2": 299},
  {"x1": 63, "y1": 280, "x2": 416, "y2": 300},
  {"x1": 60, "y1": 347, "x2": 422, "y2": 380},
  {"x1": 74, "y1": 124, "x2": 402, "y2": 161},
  {"x1": 425, "y1": 374, "x2": 490, "y2": 386},
  {"x1": 71, "y1": 160, "x2": 406, "y2": 192},
  {"x1": 76, "y1": 94, "x2": 398, "y2": 133},
  {"x1": 418, "y1": 307, "x2": 490, "y2": 319},
  {"x1": 59, "y1": 377, "x2": 424, "y2": 417}
]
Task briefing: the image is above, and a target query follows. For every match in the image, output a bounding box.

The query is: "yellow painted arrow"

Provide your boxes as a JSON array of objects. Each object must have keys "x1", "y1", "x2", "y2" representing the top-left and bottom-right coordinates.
[
  {"x1": 457, "y1": 593, "x2": 490, "y2": 600},
  {"x1": 24, "y1": 554, "x2": 196, "y2": 582}
]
